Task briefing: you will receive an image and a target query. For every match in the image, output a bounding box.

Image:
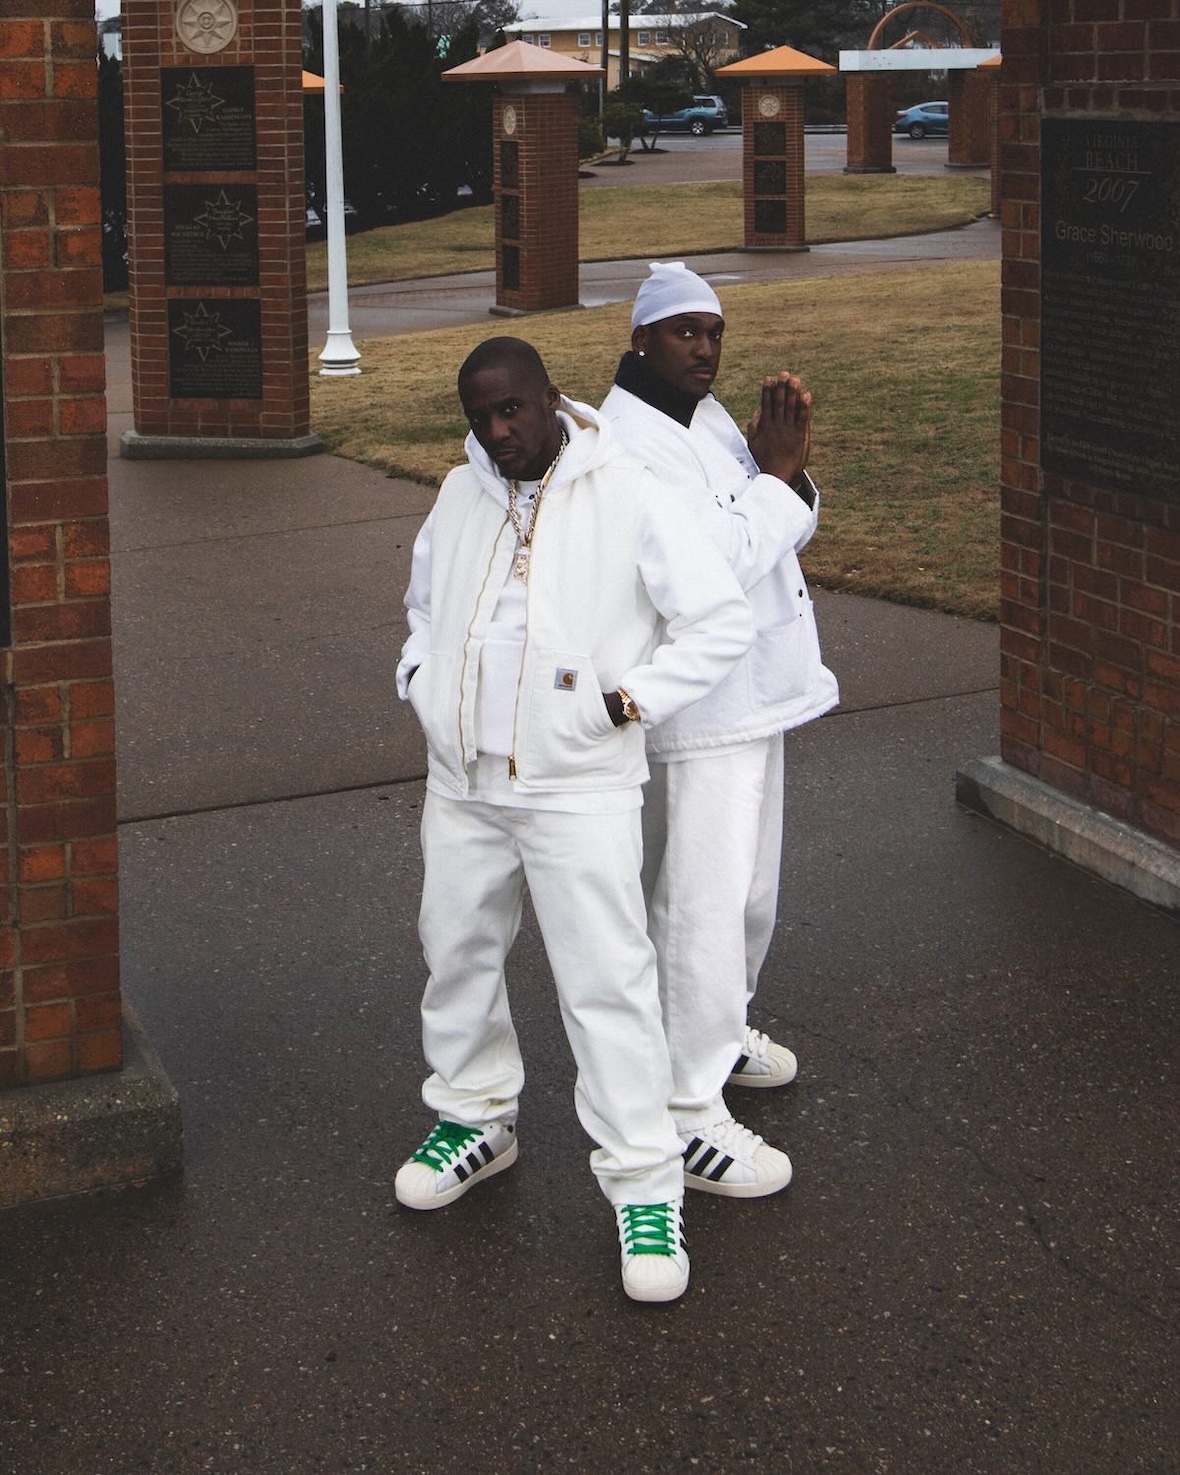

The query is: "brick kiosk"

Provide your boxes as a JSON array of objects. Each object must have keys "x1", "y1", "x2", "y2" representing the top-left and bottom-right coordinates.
[
  {"x1": 842, "y1": 45, "x2": 1002, "y2": 174},
  {"x1": 716, "y1": 47, "x2": 836, "y2": 251},
  {"x1": 844, "y1": 72, "x2": 897, "y2": 174},
  {"x1": 0, "y1": 0, "x2": 179, "y2": 1206},
  {"x1": 957, "y1": 1, "x2": 1180, "y2": 913},
  {"x1": 120, "y1": 0, "x2": 319, "y2": 458},
  {"x1": 947, "y1": 66, "x2": 993, "y2": 168},
  {"x1": 444, "y1": 42, "x2": 602, "y2": 316}
]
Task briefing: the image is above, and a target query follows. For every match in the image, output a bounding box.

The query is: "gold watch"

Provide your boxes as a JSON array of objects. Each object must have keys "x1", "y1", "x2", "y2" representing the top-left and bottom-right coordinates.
[{"x1": 617, "y1": 687, "x2": 642, "y2": 723}]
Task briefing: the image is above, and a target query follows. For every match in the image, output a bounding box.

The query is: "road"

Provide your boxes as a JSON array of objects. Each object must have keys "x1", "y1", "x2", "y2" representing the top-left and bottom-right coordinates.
[{"x1": 579, "y1": 128, "x2": 980, "y2": 188}]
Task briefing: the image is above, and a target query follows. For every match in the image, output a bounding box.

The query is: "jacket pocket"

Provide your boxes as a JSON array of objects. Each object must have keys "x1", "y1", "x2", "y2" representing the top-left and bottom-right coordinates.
[
  {"x1": 407, "y1": 652, "x2": 464, "y2": 780},
  {"x1": 747, "y1": 602, "x2": 822, "y2": 708},
  {"x1": 514, "y1": 648, "x2": 625, "y2": 784}
]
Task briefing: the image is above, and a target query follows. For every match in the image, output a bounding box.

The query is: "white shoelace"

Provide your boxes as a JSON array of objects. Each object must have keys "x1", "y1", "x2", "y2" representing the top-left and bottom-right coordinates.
[
  {"x1": 700, "y1": 1117, "x2": 766, "y2": 1154},
  {"x1": 743, "y1": 1026, "x2": 774, "y2": 1062}
]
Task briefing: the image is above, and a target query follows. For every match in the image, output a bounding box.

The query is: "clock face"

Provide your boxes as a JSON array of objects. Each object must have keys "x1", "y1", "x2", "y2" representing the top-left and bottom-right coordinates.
[
  {"x1": 503, "y1": 105, "x2": 518, "y2": 135},
  {"x1": 757, "y1": 93, "x2": 781, "y2": 118}
]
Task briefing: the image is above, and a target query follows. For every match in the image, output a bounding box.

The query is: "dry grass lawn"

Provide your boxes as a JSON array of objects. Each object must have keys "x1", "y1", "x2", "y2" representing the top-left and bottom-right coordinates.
[
  {"x1": 307, "y1": 174, "x2": 990, "y2": 291},
  {"x1": 310, "y1": 259, "x2": 1001, "y2": 620}
]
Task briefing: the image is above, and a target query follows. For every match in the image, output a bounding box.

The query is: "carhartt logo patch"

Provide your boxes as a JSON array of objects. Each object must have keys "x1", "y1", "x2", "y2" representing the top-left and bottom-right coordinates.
[{"x1": 554, "y1": 668, "x2": 578, "y2": 691}]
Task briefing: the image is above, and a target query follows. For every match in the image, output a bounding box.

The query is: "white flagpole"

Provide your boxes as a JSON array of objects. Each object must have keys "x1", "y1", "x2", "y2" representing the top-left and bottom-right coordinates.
[{"x1": 318, "y1": 0, "x2": 361, "y2": 376}]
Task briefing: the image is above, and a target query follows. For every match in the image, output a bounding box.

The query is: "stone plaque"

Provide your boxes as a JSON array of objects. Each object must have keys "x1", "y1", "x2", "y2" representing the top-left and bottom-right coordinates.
[
  {"x1": 754, "y1": 199, "x2": 787, "y2": 236},
  {"x1": 168, "y1": 298, "x2": 263, "y2": 400},
  {"x1": 754, "y1": 160, "x2": 787, "y2": 197},
  {"x1": 165, "y1": 184, "x2": 258, "y2": 286},
  {"x1": 162, "y1": 66, "x2": 257, "y2": 172},
  {"x1": 1041, "y1": 119, "x2": 1179, "y2": 500},
  {"x1": 753, "y1": 122, "x2": 786, "y2": 157},
  {"x1": 500, "y1": 141, "x2": 519, "y2": 191}
]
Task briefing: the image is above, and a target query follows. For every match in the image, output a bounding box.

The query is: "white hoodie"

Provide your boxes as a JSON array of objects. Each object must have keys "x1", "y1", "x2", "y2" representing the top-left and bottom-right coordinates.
[
  {"x1": 398, "y1": 399, "x2": 754, "y2": 804},
  {"x1": 601, "y1": 382, "x2": 840, "y2": 753}
]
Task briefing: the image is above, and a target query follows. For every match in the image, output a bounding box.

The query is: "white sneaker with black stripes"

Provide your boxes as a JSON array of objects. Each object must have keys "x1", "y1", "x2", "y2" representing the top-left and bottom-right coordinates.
[
  {"x1": 727, "y1": 1026, "x2": 798, "y2": 1089},
  {"x1": 679, "y1": 1116, "x2": 792, "y2": 1199},
  {"x1": 394, "y1": 1119, "x2": 518, "y2": 1210}
]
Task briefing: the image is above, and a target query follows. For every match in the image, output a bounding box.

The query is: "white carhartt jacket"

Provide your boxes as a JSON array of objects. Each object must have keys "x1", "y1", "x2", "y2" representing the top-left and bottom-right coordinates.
[
  {"x1": 397, "y1": 399, "x2": 754, "y2": 802},
  {"x1": 600, "y1": 381, "x2": 839, "y2": 754}
]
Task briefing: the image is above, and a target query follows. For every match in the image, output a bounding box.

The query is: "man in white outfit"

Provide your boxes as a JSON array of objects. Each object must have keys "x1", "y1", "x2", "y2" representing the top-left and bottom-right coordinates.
[
  {"x1": 601, "y1": 263, "x2": 839, "y2": 1199},
  {"x1": 394, "y1": 337, "x2": 754, "y2": 1302}
]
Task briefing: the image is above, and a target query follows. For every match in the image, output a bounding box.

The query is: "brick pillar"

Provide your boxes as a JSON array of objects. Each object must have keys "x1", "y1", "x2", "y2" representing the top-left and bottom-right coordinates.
[
  {"x1": 120, "y1": 0, "x2": 318, "y2": 457},
  {"x1": 986, "y1": 67, "x2": 1001, "y2": 216},
  {"x1": 1, "y1": 0, "x2": 121, "y2": 1088},
  {"x1": 844, "y1": 72, "x2": 895, "y2": 174},
  {"x1": 0, "y1": 1, "x2": 180, "y2": 1207},
  {"x1": 948, "y1": 68, "x2": 992, "y2": 167},
  {"x1": 741, "y1": 83, "x2": 807, "y2": 251},
  {"x1": 957, "y1": 0, "x2": 1180, "y2": 905},
  {"x1": 493, "y1": 87, "x2": 580, "y2": 314}
]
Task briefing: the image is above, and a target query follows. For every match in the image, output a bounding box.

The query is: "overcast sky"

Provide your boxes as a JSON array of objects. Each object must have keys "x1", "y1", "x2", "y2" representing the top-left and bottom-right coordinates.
[{"x1": 93, "y1": 1, "x2": 615, "y2": 24}]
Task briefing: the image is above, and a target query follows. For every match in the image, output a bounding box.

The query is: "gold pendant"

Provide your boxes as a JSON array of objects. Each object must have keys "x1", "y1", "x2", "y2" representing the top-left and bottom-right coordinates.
[{"x1": 513, "y1": 548, "x2": 531, "y2": 582}]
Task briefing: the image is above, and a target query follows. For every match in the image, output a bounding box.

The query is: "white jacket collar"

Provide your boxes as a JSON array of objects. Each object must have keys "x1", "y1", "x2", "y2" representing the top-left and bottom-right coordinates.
[{"x1": 464, "y1": 397, "x2": 619, "y2": 509}]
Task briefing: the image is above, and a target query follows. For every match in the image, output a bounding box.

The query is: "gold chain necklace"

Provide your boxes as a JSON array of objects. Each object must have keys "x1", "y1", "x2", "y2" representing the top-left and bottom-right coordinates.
[{"x1": 506, "y1": 429, "x2": 568, "y2": 583}]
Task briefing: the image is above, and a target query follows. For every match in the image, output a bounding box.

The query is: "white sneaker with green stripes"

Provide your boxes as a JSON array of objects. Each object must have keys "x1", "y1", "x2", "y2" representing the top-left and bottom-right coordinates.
[
  {"x1": 616, "y1": 1198, "x2": 690, "y2": 1303},
  {"x1": 394, "y1": 1120, "x2": 517, "y2": 1210}
]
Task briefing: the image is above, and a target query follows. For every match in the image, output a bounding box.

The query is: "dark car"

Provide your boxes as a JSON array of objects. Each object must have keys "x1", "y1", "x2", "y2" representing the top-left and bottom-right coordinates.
[
  {"x1": 643, "y1": 94, "x2": 729, "y2": 136},
  {"x1": 893, "y1": 101, "x2": 949, "y2": 138}
]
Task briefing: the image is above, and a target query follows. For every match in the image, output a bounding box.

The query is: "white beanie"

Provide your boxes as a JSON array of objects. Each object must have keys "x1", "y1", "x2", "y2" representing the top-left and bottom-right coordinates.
[{"x1": 631, "y1": 260, "x2": 723, "y2": 329}]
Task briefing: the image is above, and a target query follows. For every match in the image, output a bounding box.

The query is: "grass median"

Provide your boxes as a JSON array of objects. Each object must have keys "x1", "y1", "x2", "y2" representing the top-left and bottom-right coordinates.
[
  {"x1": 310, "y1": 256, "x2": 1000, "y2": 621},
  {"x1": 307, "y1": 173, "x2": 990, "y2": 291}
]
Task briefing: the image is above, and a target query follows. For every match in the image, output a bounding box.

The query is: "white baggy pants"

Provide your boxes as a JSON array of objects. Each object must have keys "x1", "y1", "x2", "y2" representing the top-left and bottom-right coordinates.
[
  {"x1": 417, "y1": 790, "x2": 685, "y2": 1206},
  {"x1": 642, "y1": 732, "x2": 785, "y2": 1130}
]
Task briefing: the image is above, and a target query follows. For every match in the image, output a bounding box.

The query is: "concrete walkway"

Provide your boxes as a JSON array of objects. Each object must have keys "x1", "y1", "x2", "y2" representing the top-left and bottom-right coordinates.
[{"x1": 2, "y1": 231, "x2": 1177, "y2": 1474}]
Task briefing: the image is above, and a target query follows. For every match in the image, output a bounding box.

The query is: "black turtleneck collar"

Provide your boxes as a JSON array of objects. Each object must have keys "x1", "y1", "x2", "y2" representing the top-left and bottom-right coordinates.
[{"x1": 613, "y1": 350, "x2": 702, "y2": 430}]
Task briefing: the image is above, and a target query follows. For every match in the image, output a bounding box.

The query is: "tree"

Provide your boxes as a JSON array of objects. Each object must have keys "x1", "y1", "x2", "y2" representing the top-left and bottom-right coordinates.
[
  {"x1": 601, "y1": 97, "x2": 646, "y2": 162},
  {"x1": 305, "y1": 5, "x2": 493, "y2": 227},
  {"x1": 728, "y1": 0, "x2": 999, "y2": 62},
  {"x1": 391, "y1": 0, "x2": 520, "y2": 49},
  {"x1": 729, "y1": 0, "x2": 889, "y2": 62},
  {"x1": 654, "y1": 5, "x2": 741, "y2": 91},
  {"x1": 614, "y1": 59, "x2": 694, "y2": 150}
]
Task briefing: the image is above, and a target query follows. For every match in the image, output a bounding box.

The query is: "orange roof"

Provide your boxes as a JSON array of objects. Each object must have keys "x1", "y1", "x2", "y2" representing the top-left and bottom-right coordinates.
[
  {"x1": 302, "y1": 69, "x2": 326, "y2": 91},
  {"x1": 717, "y1": 46, "x2": 836, "y2": 77},
  {"x1": 444, "y1": 40, "x2": 604, "y2": 82}
]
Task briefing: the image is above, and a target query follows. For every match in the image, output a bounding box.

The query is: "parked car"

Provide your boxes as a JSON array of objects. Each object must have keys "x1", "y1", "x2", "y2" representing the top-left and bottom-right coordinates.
[
  {"x1": 893, "y1": 101, "x2": 949, "y2": 138},
  {"x1": 643, "y1": 95, "x2": 729, "y2": 136},
  {"x1": 305, "y1": 201, "x2": 361, "y2": 239}
]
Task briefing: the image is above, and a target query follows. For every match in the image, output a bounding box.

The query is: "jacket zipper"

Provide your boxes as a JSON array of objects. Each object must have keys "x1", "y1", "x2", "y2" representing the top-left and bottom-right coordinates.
[
  {"x1": 460, "y1": 520, "x2": 513, "y2": 779},
  {"x1": 507, "y1": 493, "x2": 543, "y2": 781}
]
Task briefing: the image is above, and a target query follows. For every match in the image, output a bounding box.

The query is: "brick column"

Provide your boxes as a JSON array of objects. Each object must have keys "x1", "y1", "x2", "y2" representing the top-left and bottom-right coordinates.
[
  {"x1": 741, "y1": 83, "x2": 807, "y2": 251},
  {"x1": 493, "y1": 87, "x2": 580, "y2": 314},
  {"x1": 986, "y1": 65, "x2": 1001, "y2": 217},
  {"x1": 1, "y1": 1, "x2": 180, "y2": 1206},
  {"x1": 957, "y1": 0, "x2": 1180, "y2": 907},
  {"x1": 120, "y1": 0, "x2": 319, "y2": 457},
  {"x1": 844, "y1": 72, "x2": 895, "y2": 174},
  {"x1": 948, "y1": 68, "x2": 992, "y2": 167},
  {"x1": 1, "y1": 0, "x2": 120, "y2": 1089}
]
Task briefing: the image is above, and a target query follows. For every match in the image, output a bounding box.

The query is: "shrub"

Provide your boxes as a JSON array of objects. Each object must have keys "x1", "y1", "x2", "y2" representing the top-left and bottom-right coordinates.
[{"x1": 578, "y1": 118, "x2": 606, "y2": 159}]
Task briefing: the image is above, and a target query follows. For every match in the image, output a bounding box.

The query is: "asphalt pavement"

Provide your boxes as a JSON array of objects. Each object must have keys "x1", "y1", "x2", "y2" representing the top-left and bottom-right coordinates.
[{"x1": 0, "y1": 202, "x2": 1176, "y2": 1475}]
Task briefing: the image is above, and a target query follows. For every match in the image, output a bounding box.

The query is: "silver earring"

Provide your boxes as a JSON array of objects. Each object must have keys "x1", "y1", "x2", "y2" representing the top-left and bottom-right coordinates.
[{"x1": 637, "y1": 349, "x2": 645, "y2": 357}]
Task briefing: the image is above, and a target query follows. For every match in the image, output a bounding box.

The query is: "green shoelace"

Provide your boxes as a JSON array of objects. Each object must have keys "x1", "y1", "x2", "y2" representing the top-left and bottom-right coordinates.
[
  {"x1": 411, "y1": 1120, "x2": 483, "y2": 1172},
  {"x1": 618, "y1": 1203, "x2": 682, "y2": 1257}
]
